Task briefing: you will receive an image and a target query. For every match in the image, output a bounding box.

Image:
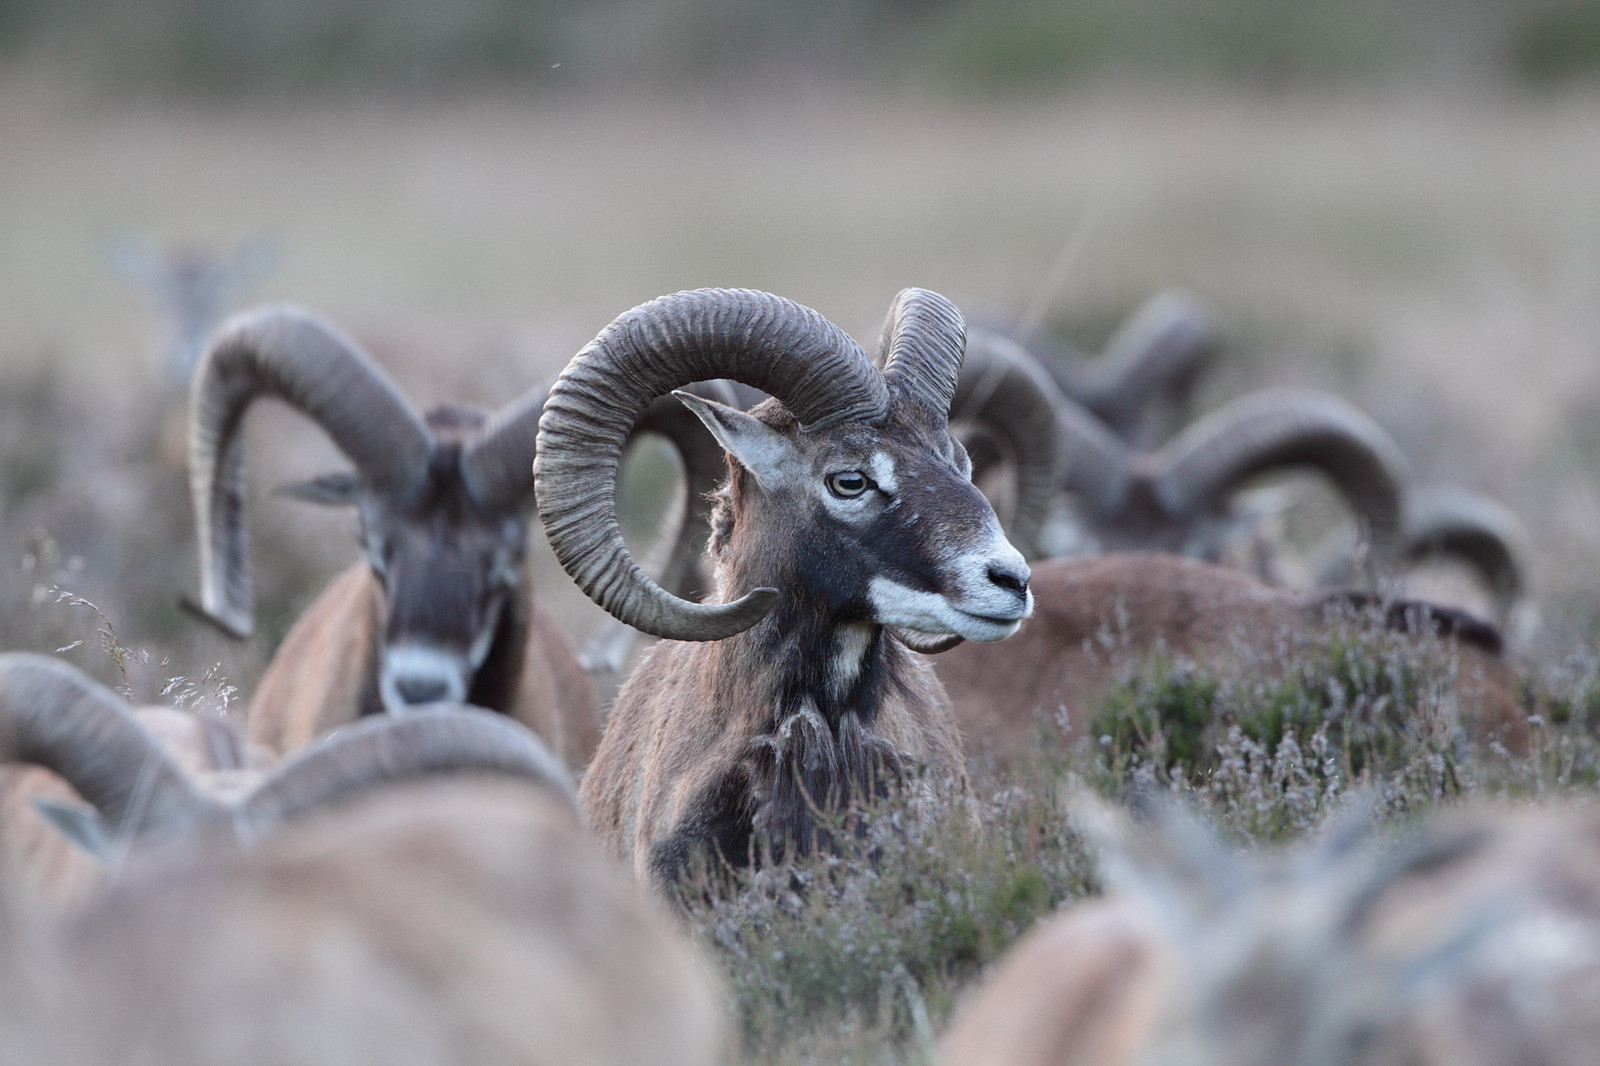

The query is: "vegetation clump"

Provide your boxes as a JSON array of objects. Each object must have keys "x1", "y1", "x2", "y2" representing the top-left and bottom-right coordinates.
[{"x1": 678, "y1": 612, "x2": 1600, "y2": 1062}]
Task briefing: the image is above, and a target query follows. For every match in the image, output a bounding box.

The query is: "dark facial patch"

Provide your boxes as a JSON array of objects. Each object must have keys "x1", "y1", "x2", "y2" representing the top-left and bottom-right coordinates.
[{"x1": 354, "y1": 406, "x2": 532, "y2": 710}]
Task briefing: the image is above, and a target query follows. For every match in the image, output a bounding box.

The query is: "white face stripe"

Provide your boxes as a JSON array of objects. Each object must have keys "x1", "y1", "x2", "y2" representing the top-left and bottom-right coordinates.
[
  {"x1": 864, "y1": 515, "x2": 1032, "y2": 642},
  {"x1": 868, "y1": 452, "x2": 898, "y2": 494}
]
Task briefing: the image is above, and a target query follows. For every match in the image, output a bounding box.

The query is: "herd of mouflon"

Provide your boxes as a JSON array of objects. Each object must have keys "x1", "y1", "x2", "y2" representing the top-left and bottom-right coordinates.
[{"x1": 1, "y1": 283, "x2": 1592, "y2": 1066}]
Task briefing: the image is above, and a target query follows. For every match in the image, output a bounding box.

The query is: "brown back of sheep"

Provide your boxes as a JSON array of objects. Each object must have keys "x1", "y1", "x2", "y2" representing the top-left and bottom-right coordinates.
[
  {"x1": 4, "y1": 778, "x2": 724, "y2": 1066},
  {"x1": 941, "y1": 802, "x2": 1600, "y2": 1066},
  {"x1": 933, "y1": 553, "x2": 1526, "y2": 767}
]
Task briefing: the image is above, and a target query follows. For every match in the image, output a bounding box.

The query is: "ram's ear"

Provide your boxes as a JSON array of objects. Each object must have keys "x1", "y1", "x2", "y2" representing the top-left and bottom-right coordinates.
[
  {"x1": 274, "y1": 471, "x2": 364, "y2": 507},
  {"x1": 32, "y1": 799, "x2": 112, "y2": 860},
  {"x1": 672, "y1": 390, "x2": 800, "y2": 490}
]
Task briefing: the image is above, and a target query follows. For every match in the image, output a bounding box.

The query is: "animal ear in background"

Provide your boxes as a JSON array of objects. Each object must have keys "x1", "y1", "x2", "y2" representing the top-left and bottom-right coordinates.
[
  {"x1": 31, "y1": 798, "x2": 112, "y2": 860},
  {"x1": 274, "y1": 471, "x2": 365, "y2": 507},
  {"x1": 672, "y1": 390, "x2": 799, "y2": 491}
]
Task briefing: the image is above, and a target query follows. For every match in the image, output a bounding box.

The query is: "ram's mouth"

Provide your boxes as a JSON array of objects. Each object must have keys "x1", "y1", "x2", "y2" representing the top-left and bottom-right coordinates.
[
  {"x1": 946, "y1": 608, "x2": 1024, "y2": 643},
  {"x1": 956, "y1": 607, "x2": 1024, "y2": 626}
]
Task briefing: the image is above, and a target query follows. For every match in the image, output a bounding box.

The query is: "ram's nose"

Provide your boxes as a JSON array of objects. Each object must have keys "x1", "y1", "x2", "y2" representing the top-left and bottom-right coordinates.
[
  {"x1": 986, "y1": 561, "x2": 1030, "y2": 600},
  {"x1": 380, "y1": 645, "x2": 469, "y2": 713}
]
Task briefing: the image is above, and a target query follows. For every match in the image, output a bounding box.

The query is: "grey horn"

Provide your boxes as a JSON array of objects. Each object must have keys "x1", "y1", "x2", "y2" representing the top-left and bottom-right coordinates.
[
  {"x1": 1403, "y1": 487, "x2": 1529, "y2": 617},
  {"x1": 1075, "y1": 290, "x2": 1220, "y2": 447},
  {"x1": 1152, "y1": 388, "x2": 1406, "y2": 555},
  {"x1": 189, "y1": 306, "x2": 433, "y2": 638},
  {"x1": 878, "y1": 287, "x2": 967, "y2": 415},
  {"x1": 236, "y1": 706, "x2": 576, "y2": 832},
  {"x1": 1055, "y1": 397, "x2": 1137, "y2": 521},
  {"x1": 0, "y1": 654, "x2": 216, "y2": 839},
  {"x1": 629, "y1": 380, "x2": 744, "y2": 602},
  {"x1": 951, "y1": 329, "x2": 1070, "y2": 559},
  {"x1": 465, "y1": 378, "x2": 736, "y2": 599},
  {"x1": 0, "y1": 656, "x2": 576, "y2": 848},
  {"x1": 535, "y1": 288, "x2": 890, "y2": 642},
  {"x1": 459, "y1": 379, "x2": 551, "y2": 513}
]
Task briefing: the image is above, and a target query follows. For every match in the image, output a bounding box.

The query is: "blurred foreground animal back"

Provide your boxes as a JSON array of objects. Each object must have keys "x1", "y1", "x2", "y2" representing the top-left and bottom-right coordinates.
[{"x1": 943, "y1": 797, "x2": 1600, "y2": 1066}]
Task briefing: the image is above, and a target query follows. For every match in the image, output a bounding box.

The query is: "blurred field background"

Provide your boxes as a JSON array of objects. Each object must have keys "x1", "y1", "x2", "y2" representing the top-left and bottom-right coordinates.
[
  {"x1": 0, "y1": 15, "x2": 1595, "y2": 737},
  {"x1": 4, "y1": 0, "x2": 1600, "y2": 1060},
  {"x1": 6, "y1": 0, "x2": 1600, "y2": 700}
]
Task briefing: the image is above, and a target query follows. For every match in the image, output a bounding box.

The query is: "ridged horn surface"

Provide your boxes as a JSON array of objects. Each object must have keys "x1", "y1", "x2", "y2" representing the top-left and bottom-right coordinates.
[
  {"x1": 189, "y1": 306, "x2": 432, "y2": 638},
  {"x1": 952, "y1": 329, "x2": 1069, "y2": 559},
  {"x1": 535, "y1": 288, "x2": 889, "y2": 641},
  {"x1": 878, "y1": 288, "x2": 967, "y2": 415},
  {"x1": 459, "y1": 379, "x2": 550, "y2": 513},
  {"x1": 1153, "y1": 388, "x2": 1406, "y2": 553},
  {"x1": 236, "y1": 706, "x2": 575, "y2": 831},
  {"x1": 0, "y1": 654, "x2": 213, "y2": 838},
  {"x1": 464, "y1": 378, "x2": 737, "y2": 596}
]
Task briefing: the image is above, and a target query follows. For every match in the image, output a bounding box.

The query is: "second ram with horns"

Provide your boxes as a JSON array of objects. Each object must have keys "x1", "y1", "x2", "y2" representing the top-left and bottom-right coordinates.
[
  {"x1": 957, "y1": 327, "x2": 1530, "y2": 625},
  {"x1": 535, "y1": 287, "x2": 1031, "y2": 891},
  {"x1": 952, "y1": 329, "x2": 1408, "y2": 568},
  {"x1": 187, "y1": 306, "x2": 726, "y2": 767}
]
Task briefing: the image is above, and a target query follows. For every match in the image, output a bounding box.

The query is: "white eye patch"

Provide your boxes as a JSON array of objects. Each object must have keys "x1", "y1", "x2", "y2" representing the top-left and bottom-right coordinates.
[{"x1": 867, "y1": 452, "x2": 899, "y2": 494}]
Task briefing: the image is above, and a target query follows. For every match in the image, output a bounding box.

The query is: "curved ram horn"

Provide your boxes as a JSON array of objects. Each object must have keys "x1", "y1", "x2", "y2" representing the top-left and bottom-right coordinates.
[
  {"x1": 459, "y1": 379, "x2": 550, "y2": 513},
  {"x1": 573, "y1": 381, "x2": 743, "y2": 674},
  {"x1": 1077, "y1": 290, "x2": 1220, "y2": 445},
  {"x1": 1055, "y1": 400, "x2": 1137, "y2": 522},
  {"x1": 465, "y1": 378, "x2": 735, "y2": 600},
  {"x1": 1403, "y1": 486, "x2": 1529, "y2": 619},
  {"x1": 878, "y1": 287, "x2": 967, "y2": 416},
  {"x1": 535, "y1": 288, "x2": 890, "y2": 642},
  {"x1": 235, "y1": 706, "x2": 575, "y2": 832},
  {"x1": 622, "y1": 380, "x2": 741, "y2": 603},
  {"x1": 0, "y1": 654, "x2": 215, "y2": 839},
  {"x1": 1152, "y1": 388, "x2": 1406, "y2": 557},
  {"x1": 189, "y1": 306, "x2": 433, "y2": 638},
  {"x1": 952, "y1": 329, "x2": 1070, "y2": 559}
]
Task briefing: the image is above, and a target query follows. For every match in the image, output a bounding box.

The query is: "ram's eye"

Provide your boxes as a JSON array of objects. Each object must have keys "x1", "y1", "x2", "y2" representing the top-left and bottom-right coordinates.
[{"x1": 826, "y1": 471, "x2": 871, "y2": 498}]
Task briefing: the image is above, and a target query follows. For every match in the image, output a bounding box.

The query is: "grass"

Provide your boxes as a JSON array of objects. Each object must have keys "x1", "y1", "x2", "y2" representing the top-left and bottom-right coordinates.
[
  {"x1": 680, "y1": 765, "x2": 1097, "y2": 1063},
  {"x1": 669, "y1": 614, "x2": 1600, "y2": 1063}
]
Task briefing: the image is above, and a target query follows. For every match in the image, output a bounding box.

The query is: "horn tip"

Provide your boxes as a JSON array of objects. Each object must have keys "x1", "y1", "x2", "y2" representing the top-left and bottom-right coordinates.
[
  {"x1": 683, "y1": 587, "x2": 779, "y2": 641},
  {"x1": 892, "y1": 629, "x2": 966, "y2": 655},
  {"x1": 179, "y1": 594, "x2": 252, "y2": 641}
]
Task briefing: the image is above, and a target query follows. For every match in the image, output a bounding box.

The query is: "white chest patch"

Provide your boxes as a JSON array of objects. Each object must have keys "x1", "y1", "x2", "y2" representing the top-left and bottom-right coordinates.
[{"x1": 828, "y1": 622, "x2": 875, "y2": 700}]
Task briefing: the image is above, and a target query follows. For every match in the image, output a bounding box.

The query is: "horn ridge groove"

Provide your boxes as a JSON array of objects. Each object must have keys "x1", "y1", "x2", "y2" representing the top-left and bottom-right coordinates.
[{"x1": 535, "y1": 288, "x2": 882, "y2": 641}]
